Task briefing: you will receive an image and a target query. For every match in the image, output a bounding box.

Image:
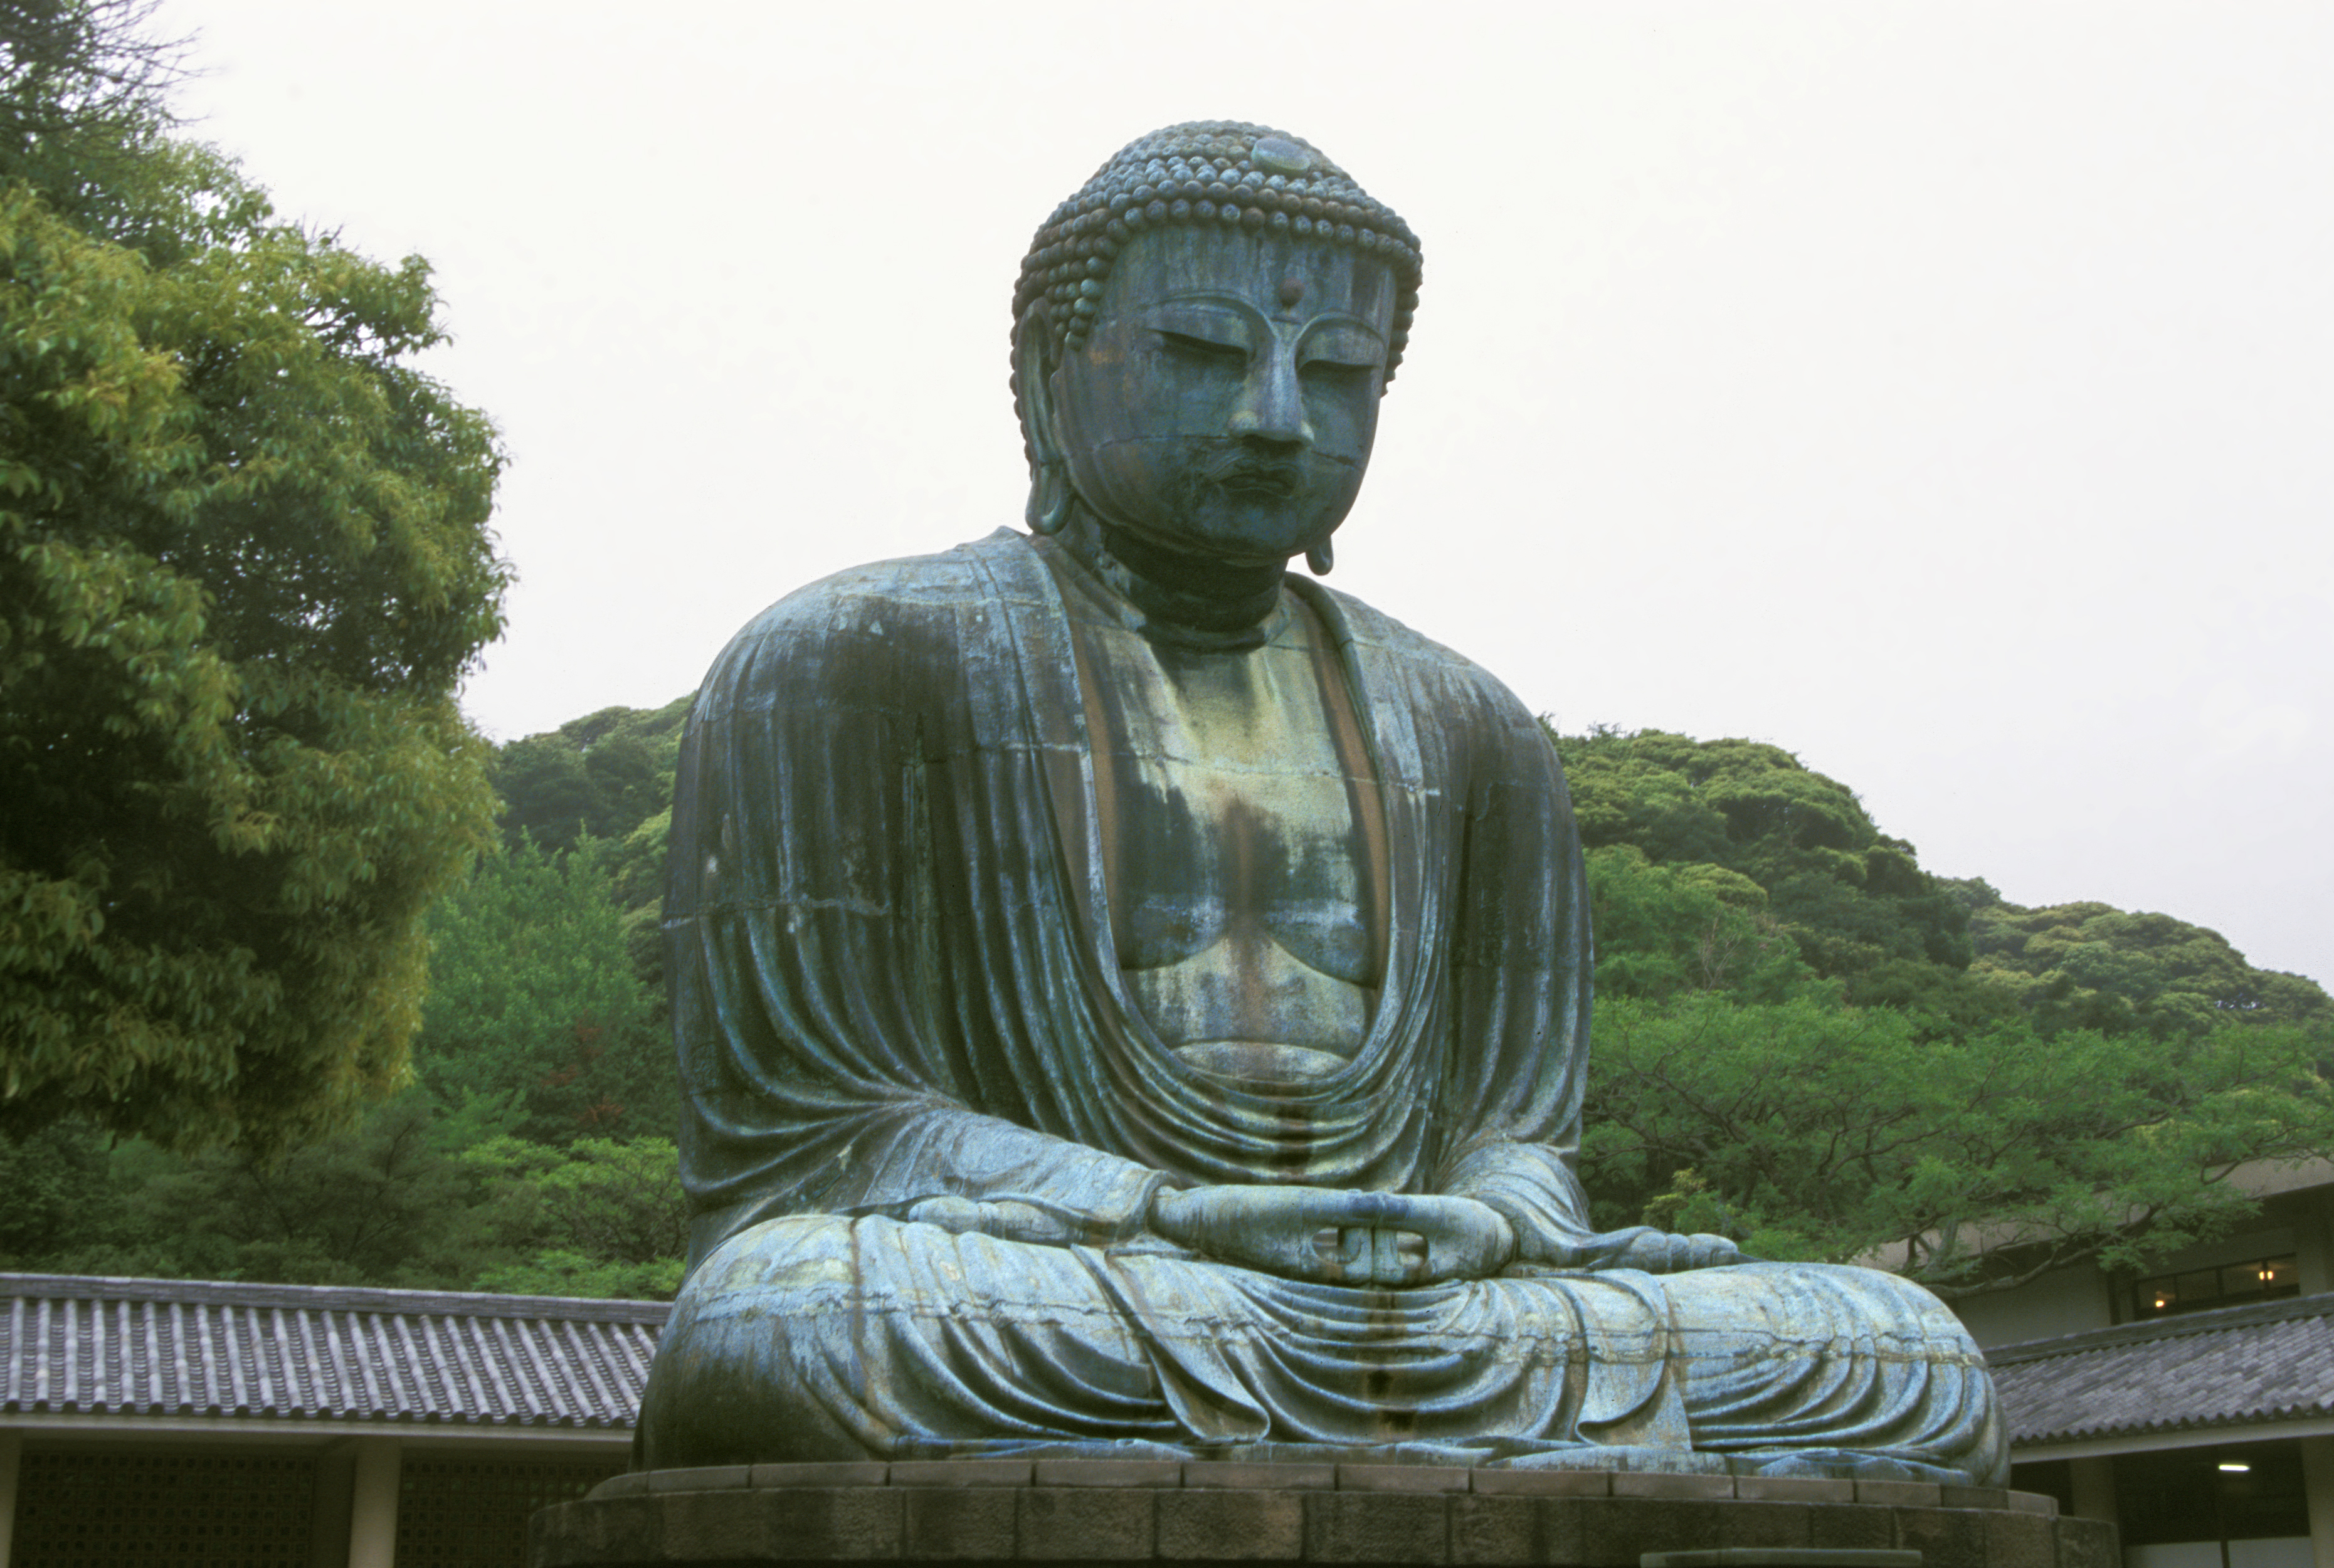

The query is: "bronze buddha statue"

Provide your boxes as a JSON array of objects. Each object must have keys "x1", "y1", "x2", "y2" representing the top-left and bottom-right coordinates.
[{"x1": 635, "y1": 122, "x2": 2004, "y2": 1481}]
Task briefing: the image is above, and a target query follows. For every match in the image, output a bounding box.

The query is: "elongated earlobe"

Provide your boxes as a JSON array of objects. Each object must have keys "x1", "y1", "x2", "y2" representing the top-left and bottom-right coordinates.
[
  {"x1": 1016, "y1": 312, "x2": 1073, "y2": 537},
  {"x1": 1306, "y1": 537, "x2": 1334, "y2": 576},
  {"x1": 1028, "y1": 460, "x2": 1071, "y2": 535}
]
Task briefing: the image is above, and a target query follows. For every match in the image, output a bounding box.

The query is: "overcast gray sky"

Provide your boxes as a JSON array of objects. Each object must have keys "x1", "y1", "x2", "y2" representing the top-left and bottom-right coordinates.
[{"x1": 152, "y1": 2, "x2": 2332, "y2": 988}]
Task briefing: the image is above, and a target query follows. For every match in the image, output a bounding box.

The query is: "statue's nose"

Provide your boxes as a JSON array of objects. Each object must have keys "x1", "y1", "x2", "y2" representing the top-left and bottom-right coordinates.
[{"x1": 1226, "y1": 351, "x2": 1314, "y2": 449}]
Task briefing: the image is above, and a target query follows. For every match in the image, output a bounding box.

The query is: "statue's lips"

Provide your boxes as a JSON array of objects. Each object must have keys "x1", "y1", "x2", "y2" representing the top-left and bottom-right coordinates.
[{"x1": 1207, "y1": 460, "x2": 1302, "y2": 500}]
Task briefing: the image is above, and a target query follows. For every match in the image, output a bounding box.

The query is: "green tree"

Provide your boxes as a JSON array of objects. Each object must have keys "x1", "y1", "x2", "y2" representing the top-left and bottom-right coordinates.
[
  {"x1": 0, "y1": 1100, "x2": 690, "y2": 1298},
  {"x1": 1583, "y1": 844, "x2": 1813, "y2": 1003},
  {"x1": 1956, "y1": 885, "x2": 2330, "y2": 1039},
  {"x1": 410, "y1": 840, "x2": 675, "y2": 1145},
  {"x1": 9, "y1": 1093, "x2": 507, "y2": 1286},
  {"x1": 488, "y1": 694, "x2": 689, "y2": 986},
  {"x1": 491, "y1": 698, "x2": 687, "y2": 856},
  {"x1": 461, "y1": 1134, "x2": 688, "y2": 1299},
  {"x1": 1555, "y1": 727, "x2": 1975, "y2": 989},
  {"x1": 0, "y1": 1114, "x2": 112, "y2": 1258},
  {"x1": 0, "y1": 78, "x2": 506, "y2": 1151},
  {"x1": 1581, "y1": 994, "x2": 2334, "y2": 1297},
  {"x1": 1, "y1": 0, "x2": 185, "y2": 234}
]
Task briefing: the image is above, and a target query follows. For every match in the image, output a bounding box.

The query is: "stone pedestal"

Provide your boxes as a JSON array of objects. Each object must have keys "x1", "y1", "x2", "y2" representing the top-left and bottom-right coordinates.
[{"x1": 529, "y1": 1461, "x2": 2115, "y2": 1568}]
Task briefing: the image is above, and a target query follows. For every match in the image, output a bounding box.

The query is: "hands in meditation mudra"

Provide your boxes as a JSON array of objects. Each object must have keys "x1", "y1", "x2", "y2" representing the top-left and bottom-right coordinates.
[{"x1": 636, "y1": 122, "x2": 2005, "y2": 1482}]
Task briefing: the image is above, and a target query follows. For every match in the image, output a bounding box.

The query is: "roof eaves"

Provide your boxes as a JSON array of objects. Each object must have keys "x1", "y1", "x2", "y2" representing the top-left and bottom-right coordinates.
[
  {"x1": 1986, "y1": 1289, "x2": 2334, "y2": 1365},
  {"x1": 0, "y1": 1272, "x2": 672, "y2": 1327}
]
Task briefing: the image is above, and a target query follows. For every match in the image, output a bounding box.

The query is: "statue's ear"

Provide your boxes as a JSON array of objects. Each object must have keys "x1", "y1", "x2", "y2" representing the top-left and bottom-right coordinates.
[
  {"x1": 1015, "y1": 310, "x2": 1065, "y2": 468},
  {"x1": 1015, "y1": 311, "x2": 1072, "y2": 535}
]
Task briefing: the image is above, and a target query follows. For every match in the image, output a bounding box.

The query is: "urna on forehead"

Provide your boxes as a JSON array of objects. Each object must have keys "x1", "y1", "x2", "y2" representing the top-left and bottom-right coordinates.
[{"x1": 1012, "y1": 120, "x2": 1424, "y2": 382}]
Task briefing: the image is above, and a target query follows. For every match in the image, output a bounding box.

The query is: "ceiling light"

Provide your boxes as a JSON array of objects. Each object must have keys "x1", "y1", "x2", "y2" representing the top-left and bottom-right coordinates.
[{"x1": 2219, "y1": 1463, "x2": 2251, "y2": 1473}]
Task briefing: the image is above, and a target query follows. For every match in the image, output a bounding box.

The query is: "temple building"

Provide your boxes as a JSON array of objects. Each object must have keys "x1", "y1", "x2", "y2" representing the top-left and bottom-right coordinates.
[
  {"x1": 1972, "y1": 1157, "x2": 2334, "y2": 1568},
  {"x1": 5, "y1": 1159, "x2": 2333, "y2": 1567},
  {"x1": 0, "y1": 1275, "x2": 645, "y2": 1566}
]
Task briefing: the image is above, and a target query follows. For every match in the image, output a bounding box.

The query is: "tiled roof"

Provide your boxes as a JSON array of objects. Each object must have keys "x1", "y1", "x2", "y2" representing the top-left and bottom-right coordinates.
[
  {"x1": 0, "y1": 1273, "x2": 668, "y2": 1429},
  {"x1": 16, "y1": 1272, "x2": 2325, "y2": 1450},
  {"x1": 1988, "y1": 1291, "x2": 2334, "y2": 1448}
]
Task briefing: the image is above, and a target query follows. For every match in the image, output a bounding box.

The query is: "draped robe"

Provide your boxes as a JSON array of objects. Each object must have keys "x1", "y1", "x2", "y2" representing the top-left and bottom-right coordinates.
[{"x1": 636, "y1": 531, "x2": 2005, "y2": 1482}]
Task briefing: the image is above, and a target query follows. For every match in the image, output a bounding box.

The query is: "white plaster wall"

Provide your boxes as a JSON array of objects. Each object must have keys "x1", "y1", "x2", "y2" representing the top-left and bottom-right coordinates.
[
  {"x1": 2233, "y1": 1539, "x2": 2317, "y2": 1568},
  {"x1": 1956, "y1": 1260, "x2": 2115, "y2": 1349}
]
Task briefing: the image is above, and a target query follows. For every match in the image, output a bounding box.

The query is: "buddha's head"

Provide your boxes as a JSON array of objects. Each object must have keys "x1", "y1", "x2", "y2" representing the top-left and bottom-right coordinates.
[{"x1": 1012, "y1": 122, "x2": 1423, "y2": 572}]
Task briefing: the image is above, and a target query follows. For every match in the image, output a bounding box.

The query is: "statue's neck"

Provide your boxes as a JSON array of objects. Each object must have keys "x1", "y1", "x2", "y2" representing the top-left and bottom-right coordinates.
[{"x1": 1053, "y1": 507, "x2": 1287, "y2": 644}]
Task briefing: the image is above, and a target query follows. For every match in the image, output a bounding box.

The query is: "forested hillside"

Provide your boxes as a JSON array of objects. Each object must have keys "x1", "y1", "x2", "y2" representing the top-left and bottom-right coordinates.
[
  {"x1": 1558, "y1": 727, "x2": 2330, "y2": 1291},
  {"x1": 1562, "y1": 726, "x2": 2323, "y2": 1032},
  {"x1": 6, "y1": 703, "x2": 2325, "y2": 1300}
]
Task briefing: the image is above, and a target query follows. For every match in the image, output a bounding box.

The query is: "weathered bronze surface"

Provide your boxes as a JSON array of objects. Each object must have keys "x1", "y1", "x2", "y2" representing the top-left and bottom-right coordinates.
[{"x1": 633, "y1": 122, "x2": 2006, "y2": 1482}]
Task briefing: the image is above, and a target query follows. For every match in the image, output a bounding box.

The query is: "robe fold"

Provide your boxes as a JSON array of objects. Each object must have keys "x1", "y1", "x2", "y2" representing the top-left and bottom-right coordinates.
[{"x1": 638, "y1": 530, "x2": 2005, "y2": 1482}]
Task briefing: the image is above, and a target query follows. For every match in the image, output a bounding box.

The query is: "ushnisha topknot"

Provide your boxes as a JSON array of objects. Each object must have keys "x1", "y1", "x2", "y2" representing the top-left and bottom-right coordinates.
[{"x1": 1012, "y1": 120, "x2": 1423, "y2": 387}]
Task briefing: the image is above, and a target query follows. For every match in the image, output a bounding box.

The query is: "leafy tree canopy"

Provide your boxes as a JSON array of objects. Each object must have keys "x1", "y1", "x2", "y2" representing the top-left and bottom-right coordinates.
[
  {"x1": 1580, "y1": 843, "x2": 1815, "y2": 1005},
  {"x1": 1556, "y1": 727, "x2": 1975, "y2": 989},
  {"x1": 492, "y1": 697, "x2": 686, "y2": 855},
  {"x1": 1954, "y1": 883, "x2": 2330, "y2": 1039},
  {"x1": 409, "y1": 838, "x2": 676, "y2": 1145},
  {"x1": 1, "y1": 0, "x2": 185, "y2": 238},
  {"x1": 0, "y1": 1102, "x2": 688, "y2": 1298},
  {"x1": 460, "y1": 1134, "x2": 687, "y2": 1299},
  {"x1": 1582, "y1": 996, "x2": 2334, "y2": 1297},
  {"x1": 488, "y1": 694, "x2": 686, "y2": 984},
  {"x1": 1552, "y1": 725, "x2": 2333, "y2": 1293},
  {"x1": 1553, "y1": 727, "x2": 2328, "y2": 1036},
  {"x1": 0, "y1": 4, "x2": 508, "y2": 1154}
]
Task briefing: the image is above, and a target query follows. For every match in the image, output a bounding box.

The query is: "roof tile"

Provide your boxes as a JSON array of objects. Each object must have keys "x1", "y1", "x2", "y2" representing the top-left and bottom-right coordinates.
[
  {"x1": 0, "y1": 1273, "x2": 668, "y2": 1429},
  {"x1": 1989, "y1": 1291, "x2": 2334, "y2": 1446}
]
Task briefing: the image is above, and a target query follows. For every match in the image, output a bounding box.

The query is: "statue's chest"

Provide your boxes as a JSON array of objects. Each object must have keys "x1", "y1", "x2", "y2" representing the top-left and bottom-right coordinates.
[{"x1": 1069, "y1": 604, "x2": 1387, "y2": 1064}]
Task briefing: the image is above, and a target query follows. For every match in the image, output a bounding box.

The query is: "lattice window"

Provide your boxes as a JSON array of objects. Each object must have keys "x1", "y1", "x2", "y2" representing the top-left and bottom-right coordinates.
[
  {"x1": 2133, "y1": 1253, "x2": 2300, "y2": 1318},
  {"x1": 12, "y1": 1451, "x2": 315, "y2": 1567},
  {"x1": 396, "y1": 1457, "x2": 626, "y2": 1568}
]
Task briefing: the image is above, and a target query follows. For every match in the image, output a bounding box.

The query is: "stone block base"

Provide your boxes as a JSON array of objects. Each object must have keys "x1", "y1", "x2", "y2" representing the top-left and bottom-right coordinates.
[{"x1": 530, "y1": 1463, "x2": 2115, "y2": 1568}]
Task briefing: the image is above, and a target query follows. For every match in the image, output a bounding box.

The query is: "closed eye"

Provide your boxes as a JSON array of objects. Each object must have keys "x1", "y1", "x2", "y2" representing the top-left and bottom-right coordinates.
[
  {"x1": 1299, "y1": 323, "x2": 1386, "y2": 381},
  {"x1": 1300, "y1": 357, "x2": 1375, "y2": 388},
  {"x1": 1154, "y1": 330, "x2": 1249, "y2": 367}
]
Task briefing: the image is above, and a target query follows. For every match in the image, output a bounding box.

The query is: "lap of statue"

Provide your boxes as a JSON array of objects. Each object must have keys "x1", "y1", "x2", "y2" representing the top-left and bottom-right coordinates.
[{"x1": 636, "y1": 1213, "x2": 2003, "y2": 1481}]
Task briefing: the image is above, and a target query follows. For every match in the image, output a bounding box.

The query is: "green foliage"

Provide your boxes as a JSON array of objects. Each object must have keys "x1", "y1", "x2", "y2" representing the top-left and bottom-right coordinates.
[
  {"x1": 0, "y1": 700, "x2": 704, "y2": 1300},
  {"x1": 485, "y1": 694, "x2": 688, "y2": 990},
  {"x1": 0, "y1": 58, "x2": 507, "y2": 1154},
  {"x1": 469, "y1": 1250, "x2": 685, "y2": 1301},
  {"x1": 1956, "y1": 884, "x2": 2330, "y2": 1040},
  {"x1": 1, "y1": 0, "x2": 186, "y2": 238},
  {"x1": 19, "y1": 1097, "x2": 495, "y2": 1285},
  {"x1": 492, "y1": 697, "x2": 687, "y2": 855},
  {"x1": 1555, "y1": 726, "x2": 2331, "y2": 1036},
  {"x1": 1584, "y1": 845, "x2": 1814, "y2": 1003},
  {"x1": 459, "y1": 1134, "x2": 687, "y2": 1298},
  {"x1": 1557, "y1": 727, "x2": 1973, "y2": 991},
  {"x1": 1555, "y1": 723, "x2": 2334, "y2": 1288},
  {"x1": 0, "y1": 1109, "x2": 689, "y2": 1298},
  {"x1": 0, "y1": 1112, "x2": 108, "y2": 1256},
  {"x1": 1583, "y1": 994, "x2": 2334, "y2": 1296},
  {"x1": 410, "y1": 839, "x2": 676, "y2": 1144}
]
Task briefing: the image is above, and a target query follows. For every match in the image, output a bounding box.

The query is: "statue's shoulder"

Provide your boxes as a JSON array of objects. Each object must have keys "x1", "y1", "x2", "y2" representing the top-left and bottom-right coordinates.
[
  {"x1": 1302, "y1": 579, "x2": 1541, "y2": 732},
  {"x1": 689, "y1": 534, "x2": 1037, "y2": 724},
  {"x1": 720, "y1": 535, "x2": 1010, "y2": 651}
]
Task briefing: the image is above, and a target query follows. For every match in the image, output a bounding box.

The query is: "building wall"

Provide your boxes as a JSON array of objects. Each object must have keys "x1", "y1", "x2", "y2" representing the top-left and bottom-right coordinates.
[
  {"x1": 1959, "y1": 1258, "x2": 2116, "y2": 1349},
  {"x1": 11, "y1": 1446, "x2": 321, "y2": 1566},
  {"x1": 1960, "y1": 1179, "x2": 2334, "y2": 1352},
  {"x1": 0, "y1": 1432, "x2": 625, "y2": 1568}
]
